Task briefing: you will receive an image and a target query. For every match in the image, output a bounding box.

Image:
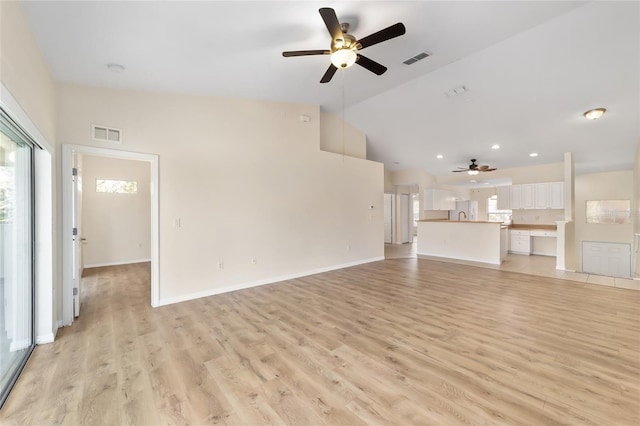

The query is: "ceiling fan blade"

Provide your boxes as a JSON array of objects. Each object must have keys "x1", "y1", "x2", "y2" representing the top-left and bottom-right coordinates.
[
  {"x1": 282, "y1": 50, "x2": 330, "y2": 57},
  {"x1": 480, "y1": 168, "x2": 497, "y2": 172},
  {"x1": 320, "y1": 64, "x2": 338, "y2": 83},
  {"x1": 358, "y1": 23, "x2": 406, "y2": 50},
  {"x1": 356, "y1": 54, "x2": 387, "y2": 75},
  {"x1": 319, "y1": 8, "x2": 343, "y2": 42},
  {"x1": 452, "y1": 170, "x2": 468, "y2": 173}
]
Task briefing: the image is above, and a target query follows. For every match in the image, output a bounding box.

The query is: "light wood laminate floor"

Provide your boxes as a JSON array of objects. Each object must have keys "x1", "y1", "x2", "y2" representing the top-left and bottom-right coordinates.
[
  {"x1": 1, "y1": 259, "x2": 639, "y2": 425},
  {"x1": 386, "y1": 240, "x2": 640, "y2": 290}
]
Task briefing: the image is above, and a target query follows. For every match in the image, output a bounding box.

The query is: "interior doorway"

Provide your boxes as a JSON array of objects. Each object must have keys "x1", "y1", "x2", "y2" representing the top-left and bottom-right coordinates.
[
  {"x1": 384, "y1": 193, "x2": 394, "y2": 244},
  {"x1": 61, "y1": 145, "x2": 159, "y2": 327}
]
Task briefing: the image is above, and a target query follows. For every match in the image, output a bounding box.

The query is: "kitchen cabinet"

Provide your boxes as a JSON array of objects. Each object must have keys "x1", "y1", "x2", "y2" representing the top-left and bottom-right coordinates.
[
  {"x1": 549, "y1": 182, "x2": 564, "y2": 209},
  {"x1": 510, "y1": 230, "x2": 531, "y2": 255},
  {"x1": 510, "y1": 185, "x2": 522, "y2": 209},
  {"x1": 535, "y1": 182, "x2": 564, "y2": 209},
  {"x1": 496, "y1": 186, "x2": 510, "y2": 210},
  {"x1": 509, "y1": 184, "x2": 535, "y2": 210},
  {"x1": 423, "y1": 189, "x2": 456, "y2": 211}
]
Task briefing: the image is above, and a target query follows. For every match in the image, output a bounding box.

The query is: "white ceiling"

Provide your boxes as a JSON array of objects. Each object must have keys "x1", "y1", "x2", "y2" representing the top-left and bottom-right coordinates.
[{"x1": 21, "y1": 1, "x2": 639, "y2": 180}]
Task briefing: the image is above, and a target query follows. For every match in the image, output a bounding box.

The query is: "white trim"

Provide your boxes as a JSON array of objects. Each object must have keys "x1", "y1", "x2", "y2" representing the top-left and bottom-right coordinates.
[
  {"x1": 158, "y1": 256, "x2": 385, "y2": 307},
  {"x1": 416, "y1": 252, "x2": 502, "y2": 266},
  {"x1": 84, "y1": 259, "x2": 151, "y2": 269},
  {"x1": 62, "y1": 144, "x2": 160, "y2": 328},
  {"x1": 35, "y1": 333, "x2": 55, "y2": 345},
  {"x1": 0, "y1": 82, "x2": 53, "y2": 152},
  {"x1": 0, "y1": 81, "x2": 56, "y2": 344}
]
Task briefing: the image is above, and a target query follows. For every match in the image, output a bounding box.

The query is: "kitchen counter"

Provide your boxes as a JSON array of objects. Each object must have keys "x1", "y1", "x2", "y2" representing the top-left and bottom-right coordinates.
[
  {"x1": 509, "y1": 224, "x2": 557, "y2": 230},
  {"x1": 418, "y1": 219, "x2": 503, "y2": 224},
  {"x1": 417, "y1": 220, "x2": 506, "y2": 265}
]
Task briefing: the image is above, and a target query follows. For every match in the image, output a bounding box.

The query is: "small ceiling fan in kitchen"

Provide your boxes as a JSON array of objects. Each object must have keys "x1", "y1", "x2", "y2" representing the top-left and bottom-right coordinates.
[
  {"x1": 282, "y1": 7, "x2": 406, "y2": 83},
  {"x1": 452, "y1": 159, "x2": 497, "y2": 175}
]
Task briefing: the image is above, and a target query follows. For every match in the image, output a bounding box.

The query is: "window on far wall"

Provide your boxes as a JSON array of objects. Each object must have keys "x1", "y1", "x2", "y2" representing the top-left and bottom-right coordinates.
[
  {"x1": 487, "y1": 195, "x2": 511, "y2": 223},
  {"x1": 412, "y1": 193, "x2": 420, "y2": 228},
  {"x1": 96, "y1": 179, "x2": 138, "y2": 194}
]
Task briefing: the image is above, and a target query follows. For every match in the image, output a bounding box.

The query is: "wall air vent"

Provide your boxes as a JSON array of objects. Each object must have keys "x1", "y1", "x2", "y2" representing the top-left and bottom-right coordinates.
[
  {"x1": 403, "y1": 51, "x2": 431, "y2": 65},
  {"x1": 92, "y1": 124, "x2": 122, "y2": 144}
]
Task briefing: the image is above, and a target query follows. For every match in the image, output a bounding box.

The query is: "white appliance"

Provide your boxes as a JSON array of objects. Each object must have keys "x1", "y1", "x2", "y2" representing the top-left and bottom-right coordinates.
[{"x1": 449, "y1": 200, "x2": 478, "y2": 221}]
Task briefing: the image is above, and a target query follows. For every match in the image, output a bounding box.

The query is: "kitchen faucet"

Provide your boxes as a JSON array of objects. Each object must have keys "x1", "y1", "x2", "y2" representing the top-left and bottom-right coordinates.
[{"x1": 458, "y1": 211, "x2": 467, "y2": 221}]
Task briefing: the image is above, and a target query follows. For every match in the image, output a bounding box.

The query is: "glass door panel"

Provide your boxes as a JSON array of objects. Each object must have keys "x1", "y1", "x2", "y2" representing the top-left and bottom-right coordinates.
[{"x1": 0, "y1": 118, "x2": 34, "y2": 406}]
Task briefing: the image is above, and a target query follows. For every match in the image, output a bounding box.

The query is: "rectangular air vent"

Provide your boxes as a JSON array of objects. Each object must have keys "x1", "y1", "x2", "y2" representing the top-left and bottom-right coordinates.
[
  {"x1": 92, "y1": 124, "x2": 122, "y2": 144},
  {"x1": 403, "y1": 51, "x2": 431, "y2": 65}
]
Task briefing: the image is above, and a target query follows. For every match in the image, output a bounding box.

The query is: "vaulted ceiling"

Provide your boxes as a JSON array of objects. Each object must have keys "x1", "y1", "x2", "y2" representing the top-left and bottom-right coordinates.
[{"x1": 22, "y1": 1, "x2": 639, "y2": 180}]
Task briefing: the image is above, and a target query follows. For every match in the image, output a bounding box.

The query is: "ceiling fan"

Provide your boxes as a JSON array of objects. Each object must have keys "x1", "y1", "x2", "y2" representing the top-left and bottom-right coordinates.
[
  {"x1": 282, "y1": 7, "x2": 406, "y2": 83},
  {"x1": 453, "y1": 159, "x2": 497, "y2": 175}
]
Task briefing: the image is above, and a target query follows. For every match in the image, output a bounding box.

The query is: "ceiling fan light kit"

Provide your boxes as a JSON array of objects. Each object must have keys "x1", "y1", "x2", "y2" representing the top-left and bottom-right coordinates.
[
  {"x1": 583, "y1": 108, "x2": 606, "y2": 120},
  {"x1": 331, "y1": 48, "x2": 357, "y2": 69},
  {"x1": 282, "y1": 7, "x2": 406, "y2": 83}
]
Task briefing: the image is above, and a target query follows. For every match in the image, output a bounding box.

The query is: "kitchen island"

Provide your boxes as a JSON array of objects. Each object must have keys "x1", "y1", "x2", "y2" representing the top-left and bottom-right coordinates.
[{"x1": 417, "y1": 220, "x2": 507, "y2": 265}]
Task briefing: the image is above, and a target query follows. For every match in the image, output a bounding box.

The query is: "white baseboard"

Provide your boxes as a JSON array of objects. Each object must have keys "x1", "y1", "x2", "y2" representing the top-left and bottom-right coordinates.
[
  {"x1": 36, "y1": 332, "x2": 55, "y2": 345},
  {"x1": 416, "y1": 252, "x2": 501, "y2": 266},
  {"x1": 84, "y1": 259, "x2": 151, "y2": 268},
  {"x1": 158, "y1": 256, "x2": 384, "y2": 307}
]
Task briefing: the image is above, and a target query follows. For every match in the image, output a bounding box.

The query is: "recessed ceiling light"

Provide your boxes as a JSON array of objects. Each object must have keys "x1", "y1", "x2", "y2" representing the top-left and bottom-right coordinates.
[
  {"x1": 583, "y1": 108, "x2": 606, "y2": 120},
  {"x1": 491, "y1": 144, "x2": 500, "y2": 150},
  {"x1": 436, "y1": 154, "x2": 443, "y2": 159},
  {"x1": 107, "y1": 63, "x2": 125, "y2": 73},
  {"x1": 529, "y1": 152, "x2": 538, "y2": 157},
  {"x1": 483, "y1": 182, "x2": 490, "y2": 185},
  {"x1": 470, "y1": 179, "x2": 477, "y2": 183}
]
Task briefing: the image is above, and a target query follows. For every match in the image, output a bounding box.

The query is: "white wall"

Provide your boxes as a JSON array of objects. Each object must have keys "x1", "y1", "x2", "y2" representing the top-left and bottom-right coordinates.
[
  {"x1": 56, "y1": 84, "x2": 384, "y2": 303},
  {"x1": 81, "y1": 155, "x2": 151, "y2": 267},
  {"x1": 634, "y1": 141, "x2": 640, "y2": 277},
  {"x1": 0, "y1": 2, "x2": 58, "y2": 341},
  {"x1": 320, "y1": 109, "x2": 366, "y2": 159},
  {"x1": 575, "y1": 170, "x2": 633, "y2": 272}
]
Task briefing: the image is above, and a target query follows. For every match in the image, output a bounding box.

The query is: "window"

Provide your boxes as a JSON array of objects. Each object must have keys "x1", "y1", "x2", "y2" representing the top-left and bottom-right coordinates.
[
  {"x1": 487, "y1": 195, "x2": 511, "y2": 223},
  {"x1": 0, "y1": 109, "x2": 35, "y2": 407},
  {"x1": 96, "y1": 179, "x2": 137, "y2": 194}
]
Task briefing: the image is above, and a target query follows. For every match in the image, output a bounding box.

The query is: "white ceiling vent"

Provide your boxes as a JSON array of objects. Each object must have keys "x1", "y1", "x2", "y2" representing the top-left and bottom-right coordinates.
[
  {"x1": 92, "y1": 124, "x2": 122, "y2": 144},
  {"x1": 403, "y1": 51, "x2": 431, "y2": 65}
]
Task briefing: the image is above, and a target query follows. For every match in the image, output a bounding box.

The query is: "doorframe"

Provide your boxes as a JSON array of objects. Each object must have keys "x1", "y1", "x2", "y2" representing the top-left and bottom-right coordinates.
[{"x1": 62, "y1": 144, "x2": 160, "y2": 326}]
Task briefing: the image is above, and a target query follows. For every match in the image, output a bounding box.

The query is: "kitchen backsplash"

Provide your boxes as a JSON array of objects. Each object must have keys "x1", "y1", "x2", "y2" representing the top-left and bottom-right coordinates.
[{"x1": 511, "y1": 209, "x2": 564, "y2": 225}]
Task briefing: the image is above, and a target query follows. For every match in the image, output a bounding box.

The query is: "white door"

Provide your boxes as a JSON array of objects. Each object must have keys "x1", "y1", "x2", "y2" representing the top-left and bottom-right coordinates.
[
  {"x1": 582, "y1": 241, "x2": 631, "y2": 278},
  {"x1": 71, "y1": 162, "x2": 82, "y2": 317},
  {"x1": 400, "y1": 194, "x2": 410, "y2": 243},
  {"x1": 384, "y1": 194, "x2": 394, "y2": 244}
]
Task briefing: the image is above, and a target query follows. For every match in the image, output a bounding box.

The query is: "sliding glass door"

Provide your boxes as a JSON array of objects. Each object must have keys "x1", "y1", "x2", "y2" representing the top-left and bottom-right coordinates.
[{"x1": 0, "y1": 111, "x2": 35, "y2": 407}]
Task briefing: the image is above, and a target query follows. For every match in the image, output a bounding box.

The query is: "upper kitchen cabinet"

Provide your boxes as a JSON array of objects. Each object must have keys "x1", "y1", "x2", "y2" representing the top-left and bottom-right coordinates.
[
  {"x1": 510, "y1": 184, "x2": 535, "y2": 210},
  {"x1": 496, "y1": 186, "x2": 511, "y2": 210},
  {"x1": 424, "y1": 189, "x2": 456, "y2": 211},
  {"x1": 534, "y1": 182, "x2": 564, "y2": 209}
]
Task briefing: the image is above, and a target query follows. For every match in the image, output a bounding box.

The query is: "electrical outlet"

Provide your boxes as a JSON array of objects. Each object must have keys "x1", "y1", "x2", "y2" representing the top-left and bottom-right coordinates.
[
  {"x1": 218, "y1": 261, "x2": 224, "y2": 270},
  {"x1": 251, "y1": 257, "x2": 257, "y2": 265}
]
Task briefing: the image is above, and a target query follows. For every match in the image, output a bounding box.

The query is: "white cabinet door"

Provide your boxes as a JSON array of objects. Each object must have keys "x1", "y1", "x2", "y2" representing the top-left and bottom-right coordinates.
[
  {"x1": 582, "y1": 241, "x2": 631, "y2": 278},
  {"x1": 510, "y1": 185, "x2": 522, "y2": 209},
  {"x1": 549, "y1": 182, "x2": 564, "y2": 209},
  {"x1": 424, "y1": 189, "x2": 455, "y2": 210},
  {"x1": 535, "y1": 183, "x2": 549, "y2": 209},
  {"x1": 522, "y1": 184, "x2": 535, "y2": 209},
  {"x1": 496, "y1": 186, "x2": 510, "y2": 210},
  {"x1": 510, "y1": 230, "x2": 531, "y2": 254}
]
